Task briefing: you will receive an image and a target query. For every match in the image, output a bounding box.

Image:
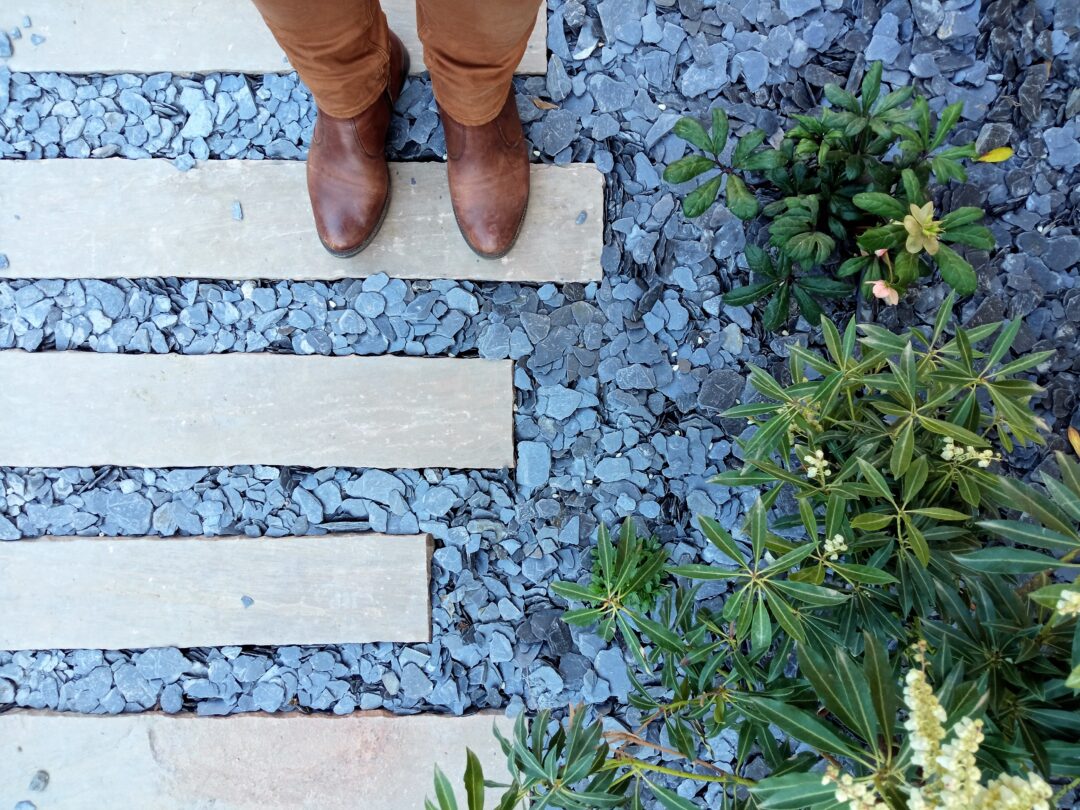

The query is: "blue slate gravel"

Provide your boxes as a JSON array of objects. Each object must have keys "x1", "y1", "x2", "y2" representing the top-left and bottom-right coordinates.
[{"x1": 1, "y1": 2, "x2": 1079, "y2": 800}]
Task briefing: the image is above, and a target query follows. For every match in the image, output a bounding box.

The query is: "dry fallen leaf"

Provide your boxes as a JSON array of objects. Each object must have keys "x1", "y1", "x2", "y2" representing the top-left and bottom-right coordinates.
[
  {"x1": 531, "y1": 97, "x2": 559, "y2": 110},
  {"x1": 1069, "y1": 426, "x2": 1080, "y2": 459},
  {"x1": 976, "y1": 146, "x2": 1014, "y2": 163}
]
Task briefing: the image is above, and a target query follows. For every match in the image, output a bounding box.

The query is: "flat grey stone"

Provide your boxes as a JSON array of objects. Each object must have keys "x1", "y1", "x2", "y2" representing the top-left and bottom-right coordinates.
[
  {"x1": 1, "y1": 161, "x2": 603, "y2": 283},
  {"x1": 517, "y1": 441, "x2": 552, "y2": 496},
  {"x1": 780, "y1": 0, "x2": 821, "y2": 18},
  {"x1": 0, "y1": 353, "x2": 513, "y2": 469},
  {"x1": 4, "y1": 0, "x2": 545, "y2": 74},
  {"x1": 0, "y1": 713, "x2": 512, "y2": 809},
  {"x1": 0, "y1": 533, "x2": 432, "y2": 649}
]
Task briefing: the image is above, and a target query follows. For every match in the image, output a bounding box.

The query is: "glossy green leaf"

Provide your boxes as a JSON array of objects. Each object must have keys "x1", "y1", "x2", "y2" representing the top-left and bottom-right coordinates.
[
  {"x1": 934, "y1": 244, "x2": 978, "y2": 295},
  {"x1": 699, "y1": 515, "x2": 746, "y2": 564},
  {"x1": 433, "y1": 765, "x2": 459, "y2": 810},
  {"x1": 938, "y1": 206, "x2": 984, "y2": 229},
  {"x1": 726, "y1": 175, "x2": 760, "y2": 220},
  {"x1": 792, "y1": 284, "x2": 823, "y2": 328},
  {"x1": 751, "y1": 771, "x2": 845, "y2": 809},
  {"x1": 464, "y1": 750, "x2": 485, "y2": 810},
  {"x1": 762, "y1": 283, "x2": 791, "y2": 331},
  {"x1": 747, "y1": 698, "x2": 863, "y2": 759},
  {"x1": 930, "y1": 101, "x2": 964, "y2": 150},
  {"x1": 651, "y1": 783, "x2": 700, "y2": 810},
  {"x1": 711, "y1": 106, "x2": 730, "y2": 153},
  {"x1": 724, "y1": 281, "x2": 778, "y2": 306},
  {"x1": 551, "y1": 581, "x2": 602, "y2": 604},
  {"x1": 672, "y1": 117, "x2": 711, "y2": 152},
  {"x1": 682, "y1": 175, "x2": 723, "y2": 218},
  {"x1": 852, "y1": 192, "x2": 906, "y2": 220},
  {"x1": 770, "y1": 580, "x2": 849, "y2": 606},
  {"x1": 953, "y1": 547, "x2": 1064, "y2": 574},
  {"x1": 663, "y1": 155, "x2": 717, "y2": 184},
  {"x1": 831, "y1": 563, "x2": 899, "y2": 585}
]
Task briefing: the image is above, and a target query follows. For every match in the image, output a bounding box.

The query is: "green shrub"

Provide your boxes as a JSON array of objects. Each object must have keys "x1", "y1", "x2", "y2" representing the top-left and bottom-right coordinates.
[
  {"x1": 428, "y1": 304, "x2": 1077, "y2": 808},
  {"x1": 552, "y1": 520, "x2": 668, "y2": 651},
  {"x1": 663, "y1": 62, "x2": 1012, "y2": 330}
]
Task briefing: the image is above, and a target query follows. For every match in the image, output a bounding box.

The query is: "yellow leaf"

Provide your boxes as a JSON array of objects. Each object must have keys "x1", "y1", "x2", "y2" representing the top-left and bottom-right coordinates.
[
  {"x1": 1069, "y1": 426, "x2": 1080, "y2": 459},
  {"x1": 977, "y1": 146, "x2": 1014, "y2": 163}
]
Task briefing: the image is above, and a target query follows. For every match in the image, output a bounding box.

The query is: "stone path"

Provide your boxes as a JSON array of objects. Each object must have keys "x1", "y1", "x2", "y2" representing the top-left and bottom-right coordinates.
[
  {"x1": 0, "y1": 5, "x2": 597, "y2": 806},
  {"x1": 6, "y1": 0, "x2": 547, "y2": 74},
  {"x1": 1, "y1": 712, "x2": 511, "y2": 809},
  {"x1": 0, "y1": 533, "x2": 433, "y2": 650},
  {"x1": 1, "y1": 160, "x2": 603, "y2": 282},
  {"x1": 4, "y1": 0, "x2": 1074, "y2": 806}
]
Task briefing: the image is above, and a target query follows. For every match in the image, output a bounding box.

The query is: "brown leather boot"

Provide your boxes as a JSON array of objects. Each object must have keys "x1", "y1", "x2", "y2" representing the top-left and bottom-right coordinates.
[
  {"x1": 440, "y1": 91, "x2": 530, "y2": 259},
  {"x1": 307, "y1": 32, "x2": 409, "y2": 257}
]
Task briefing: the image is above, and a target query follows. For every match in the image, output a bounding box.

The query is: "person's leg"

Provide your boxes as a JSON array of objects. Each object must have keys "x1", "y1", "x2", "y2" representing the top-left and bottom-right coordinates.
[
  {"x1": 417, "y1": 0, "x2": 544, "y2": 258},
  {"x1": 250, "y1": 0, "x2": 409, "y2": 255},
  {"x1": 416, "y1": 0, "x2": 541, "y2": 126},
  {"x1": 251, "y1": 0, "x2": 389, "y2": 119}
]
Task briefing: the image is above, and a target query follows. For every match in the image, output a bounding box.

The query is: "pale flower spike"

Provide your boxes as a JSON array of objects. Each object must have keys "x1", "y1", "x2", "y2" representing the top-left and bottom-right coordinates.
[{"x1": 826, "y1": 661, "x2": 1055, "y2": 810}]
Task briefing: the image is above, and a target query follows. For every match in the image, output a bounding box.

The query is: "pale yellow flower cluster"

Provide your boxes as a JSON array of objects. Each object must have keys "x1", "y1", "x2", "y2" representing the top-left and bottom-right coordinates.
[
  {"x1": 804, "y1": 449, "x2": 832, "y2": 480},
  {"x1": 940, "y1": 437, "x2": 996, "y2": 468},
  {"x1": 904, "y1": 668, "x2": 1053, "y2": 810},
  {"x1": 823, "y1": 533, "x2": 848, "y2": 561},
  {"x1": 903, "y1": 668, "x2": 948, "y2": 770},
  {"x1": 975, "y1": 773, "x2": 1054, "y2": 810},
  {"x1": 822, "y1": 766, "x2": 887, "y2": 810},
  {"x1": 825, "y1": 666, "x2": 1053, "y2": 810},
  {"x1": 1056, "y1": 589, "x2": 1080, "y2": 618},
  {"x1": 912, "y1": 716, "x2": 983, "y2": 809}
]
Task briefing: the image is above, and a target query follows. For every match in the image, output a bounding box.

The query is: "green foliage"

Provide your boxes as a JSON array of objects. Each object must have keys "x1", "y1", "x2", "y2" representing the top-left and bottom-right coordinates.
[
  {"x1": 432, "y1": 303, "x2": 1078, "y2": 807},
  {"x1": 664, "y1": 62, "x2": 1007, "y2": 329},
  {"x1": 552, "y1": 520, "x2": 669, "y2": 647},
  {"x1": 589, "y1": 528, "x2": 667, "y2": 614},
  {"x1": 425, "y1": 709, "x2": 627, "y2": 810}
]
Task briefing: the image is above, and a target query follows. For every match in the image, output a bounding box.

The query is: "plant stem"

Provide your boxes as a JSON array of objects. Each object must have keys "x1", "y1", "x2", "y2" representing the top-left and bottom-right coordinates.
[{"x1": 617, "y1": 757, "x2": 755, "y2": 787}]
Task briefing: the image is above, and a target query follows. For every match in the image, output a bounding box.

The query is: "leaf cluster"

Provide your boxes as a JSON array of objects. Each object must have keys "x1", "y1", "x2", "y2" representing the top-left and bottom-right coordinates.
[
  {"x1": 541, "y1": 302, "x2": 1077, "y2": 806},
  {"x1": 664, "y1": 62, "x2": 1006, "y2": 329}
]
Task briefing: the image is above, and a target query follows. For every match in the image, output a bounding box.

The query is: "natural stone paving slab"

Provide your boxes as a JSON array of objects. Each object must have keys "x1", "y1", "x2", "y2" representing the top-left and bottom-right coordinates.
[
  {"x1": 0, "y1": 533, "x2": 432, "y2": 650},
  {"x1": 0, "y1": 352, "x2": 514, "y2": 469},
  {"x1": 0, "y1": 160, "x2": 603, "y2": 282},
  {"x1": 6, "y1": 0, "x2": 546, "y2": 74},
  {"x1": 0, "y1": 711, "x2": 510, "y2": 809}
]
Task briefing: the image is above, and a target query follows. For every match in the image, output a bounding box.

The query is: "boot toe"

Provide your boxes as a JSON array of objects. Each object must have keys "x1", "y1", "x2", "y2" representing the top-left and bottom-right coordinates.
[
  {"x1": 458, "y1": 198, "x2": 528, "y2": 258},
  {"x1": 313, "y1": 191, "x2": 389, "y2": 256}
]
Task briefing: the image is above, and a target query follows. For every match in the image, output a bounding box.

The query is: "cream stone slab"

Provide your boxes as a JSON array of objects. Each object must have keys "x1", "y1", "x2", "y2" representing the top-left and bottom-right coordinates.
[
  {"x1": 0, "y1": 160, "x2": 603, "y2": 282},
  {"x1": 6, "y1": 0, "x2": 546, "y2": 74},
  {"x1": 0, "y1": 533, "x2": 432, "y2": 649},
  {"x1": 0, "y1": 352, "x2": 514, "y2": 469},
  {"x1": 0, "y1": 711, "x2": 512, "y2": 809}
]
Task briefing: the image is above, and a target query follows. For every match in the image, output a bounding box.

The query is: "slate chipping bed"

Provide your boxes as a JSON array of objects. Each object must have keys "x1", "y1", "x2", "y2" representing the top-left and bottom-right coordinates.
[{"x1": 1, "y1": 0, "x2": 1079, "y2": 799}]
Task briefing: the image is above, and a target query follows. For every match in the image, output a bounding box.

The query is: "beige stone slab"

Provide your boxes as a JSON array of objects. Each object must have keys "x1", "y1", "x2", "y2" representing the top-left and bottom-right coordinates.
[
  {"x1": 0, "y1": 352, "x2": 514, "y2": 469},
  {"x1": 0, "y1": 159, "x2": 603, "y2": 283},
  {"x1": 0, "y1": 711, "x2": 511, "y2": 809},
  {"x1": 0, "y1": 533, "x2": 432, "y2": 649},
  {"x1": 6, "y1": 0, "x2": 547, "y2": 74}
]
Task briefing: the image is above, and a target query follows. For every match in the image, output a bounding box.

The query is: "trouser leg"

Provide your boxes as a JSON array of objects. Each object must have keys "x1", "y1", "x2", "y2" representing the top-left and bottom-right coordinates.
[
  {"x1": 416, "y1": 0, "x2": 544, "y2": 125},
  {"x1": 250, "y1": 0, "x2": 391, "y2": 117}
]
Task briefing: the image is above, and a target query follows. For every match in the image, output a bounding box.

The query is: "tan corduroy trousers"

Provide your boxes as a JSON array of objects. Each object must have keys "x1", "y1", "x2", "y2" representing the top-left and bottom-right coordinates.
[{"x1": 250, "y1": 0, "x2": 543, "y2": 125}]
